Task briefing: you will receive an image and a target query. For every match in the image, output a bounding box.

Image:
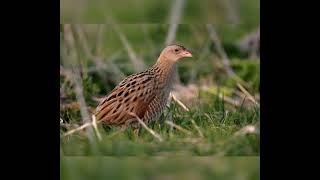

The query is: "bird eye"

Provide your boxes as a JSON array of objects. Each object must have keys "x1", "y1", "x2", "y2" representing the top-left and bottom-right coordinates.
[{"x1": 174, "y1": 49, "x2": 179, "y2": 52}]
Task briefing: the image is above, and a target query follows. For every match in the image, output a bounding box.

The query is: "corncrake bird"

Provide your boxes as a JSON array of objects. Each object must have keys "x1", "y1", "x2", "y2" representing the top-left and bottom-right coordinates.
[{"x1": 95, "y1": 44, "x2": 192, "y2": 134}]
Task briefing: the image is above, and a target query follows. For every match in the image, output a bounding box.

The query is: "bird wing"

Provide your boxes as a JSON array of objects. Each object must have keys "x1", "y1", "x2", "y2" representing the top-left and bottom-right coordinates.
[{"x1": 95, "y1": 71, "x2": 159, "y2": 125}]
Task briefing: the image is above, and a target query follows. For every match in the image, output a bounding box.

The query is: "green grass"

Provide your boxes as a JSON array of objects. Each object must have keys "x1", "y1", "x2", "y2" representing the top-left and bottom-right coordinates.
[
  {"x1": 61, "y1": 83, "x2": 259, "y2": 156},
  {"x1": 60, "y1": 157, "x2": 259, "y2": 180}
]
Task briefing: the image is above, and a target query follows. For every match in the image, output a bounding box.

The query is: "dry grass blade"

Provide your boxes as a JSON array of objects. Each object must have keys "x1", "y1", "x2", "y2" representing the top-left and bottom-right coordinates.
[
  {"x1": 165, "y1": 0, "x2": 185, "y2": 45},
  {"x1": 190, "y1": 119, "x2": 204, "y2": 138},
  {"x1": 237, "y1": 83, "x2": 260, "y2": 106},
  {"x1": 62, "y1": 122, "x2": 93, "y2": 137},
  {"x1": 170, "y1": 92, "x2": 190, "y2": 111},
  {"x1": 128, "y1": 112, "x2": 163, "y2": 142},
  {"x1": 165, "y1": 0, "x2": 185, "y2": 84},
  {"x1": 62, "y1": 24, "x2": 96, "y2": 143},
  {"x1": 72, "y1": 70, "x2": 92, "y2": 124},
  {"x1": 165, "y1": 120, "x2": 192, "y2": 136},
  {"x1": 165, "y1": 23, "x2": 178, "y2": 46},
  {"x1": 61, "y1": 115, "x2": 104, "y2": 138},
  {"x1": 112, "y1": 24, "x2": 146, "y2": 72},
  {"x1": 206, "y1": 24, "x2": 235, "y2": 77},
  {"x1": 206, "y1": 24, "x2": 250, "y2": 88},
  {"x1": 73, "y1": 25, "x2": 125, "y2": 83},
  {"x1": 218, "y1": 93, "x2": 240, "y2": 107},
  {"x1": 92, "y1": 115, "x2": 102, "y2": 141}
]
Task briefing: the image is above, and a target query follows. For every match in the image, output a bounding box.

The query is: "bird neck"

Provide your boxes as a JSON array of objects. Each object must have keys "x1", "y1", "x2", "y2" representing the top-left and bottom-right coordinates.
[{"x1": 153, "y1": 55, "x2": 177, "y2": 86}]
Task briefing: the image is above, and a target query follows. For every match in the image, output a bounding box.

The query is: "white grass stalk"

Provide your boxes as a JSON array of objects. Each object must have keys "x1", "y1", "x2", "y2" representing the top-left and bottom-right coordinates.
[
  {"x1": 165, "y1": 120, "x2": 192, "y2": 136},
  {"x1": 128, "y1": 112, "x2": 163, "y2": 142},
  {"x1": 170, "y1": 93, "x2": 190, "y2": 111}
]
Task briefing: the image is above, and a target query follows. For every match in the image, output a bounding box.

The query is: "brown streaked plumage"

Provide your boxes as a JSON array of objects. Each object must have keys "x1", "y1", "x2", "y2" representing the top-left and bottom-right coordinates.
[{"x1": 95, "y1": 44, "x2": 192, "y2": 128}]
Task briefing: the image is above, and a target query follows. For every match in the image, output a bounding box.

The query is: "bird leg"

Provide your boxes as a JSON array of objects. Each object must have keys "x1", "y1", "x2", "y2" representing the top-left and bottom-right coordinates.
[
  {"x1": 158, "y1": 113, "x2": 166, "y2": 124},
  {"x1": 133, "y1": 128, "x2": 140, "y2": 137},
  {"x1": 131, "y1": 122, "x2": 142, "y2": 137},
  {"x1": 124, "y1": 118, "x2": 141, "y2": 137}
]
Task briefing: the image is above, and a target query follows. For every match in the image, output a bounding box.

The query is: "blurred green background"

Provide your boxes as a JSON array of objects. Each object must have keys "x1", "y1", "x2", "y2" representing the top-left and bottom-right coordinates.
[
  {"x1": 61, "y1": 0, "x2": 259, "y2": 25},
  {"x1": 61, "y1": 157, "x2": 259, "y2": 180}
]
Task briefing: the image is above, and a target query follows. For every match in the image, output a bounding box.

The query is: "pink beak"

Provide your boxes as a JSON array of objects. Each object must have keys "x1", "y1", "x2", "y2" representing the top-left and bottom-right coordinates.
[{"x1": 180, "y1": 50, "x2": 192, "y2": 57}]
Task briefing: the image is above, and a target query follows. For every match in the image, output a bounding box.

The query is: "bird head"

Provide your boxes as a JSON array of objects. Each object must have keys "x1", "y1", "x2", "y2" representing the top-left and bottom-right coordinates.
[{"x1": 160, "y1": 44, "x2": 192, "y2": 62}]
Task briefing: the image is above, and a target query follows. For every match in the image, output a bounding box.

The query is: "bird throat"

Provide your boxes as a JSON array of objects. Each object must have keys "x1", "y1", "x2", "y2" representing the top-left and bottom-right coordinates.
[{"x1": 153, "y1": 56, "x2": 177, "y2": 88}]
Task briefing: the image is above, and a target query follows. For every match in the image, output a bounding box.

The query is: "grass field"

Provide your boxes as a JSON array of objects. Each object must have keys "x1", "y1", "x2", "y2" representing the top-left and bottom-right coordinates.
[
  {"x1": 61, "y1": 157, "x2": 259, "y2": 180},
  {"x1": 60, "y1": 85, "x2": 259, "y2": 156}
]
